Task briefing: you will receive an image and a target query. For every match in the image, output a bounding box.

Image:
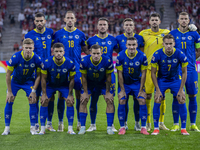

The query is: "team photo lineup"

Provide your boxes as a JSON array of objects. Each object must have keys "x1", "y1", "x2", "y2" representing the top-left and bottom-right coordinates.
[{"x1": 2, "y1": 9, "x2": 200, "y2": 137}]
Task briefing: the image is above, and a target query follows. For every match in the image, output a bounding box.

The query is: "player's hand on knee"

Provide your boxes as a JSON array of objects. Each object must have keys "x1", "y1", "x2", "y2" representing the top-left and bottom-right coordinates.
[
  {"x1": 66, "y1": 95, "x2": 74, "y2": 105},
  {"x1": 118, "y1": 90, "x2": 126, "y2": 100},
  {"x1": 29, "y1": 92, "x2": 36, "y2": 104},
  {"x1": 176, "y1": 90, "x2": 186, "y2": 104},
  {"x1": 80, "y1": 92, "x2": 89, "y2": 104},
  {"x1": 137, "y1": 90, "x2": 147, "y2": 99},
  {"x1": 154, "y1": 90, "x2": 163, "y2": 103},
  {"x1": 41, "y1": 93, "x2": 49, "y2": 106},
  {"x1": 6, "y1": 92, "x2": 14, "y2": 103},
  {"x1": 105, "y1": 92, "x2": 114, "y2": 104}
]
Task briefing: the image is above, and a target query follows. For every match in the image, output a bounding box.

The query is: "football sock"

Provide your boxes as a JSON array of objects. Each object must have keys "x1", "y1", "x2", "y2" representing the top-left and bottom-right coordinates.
[
  {"x1": 159, "y1": 99, "x2": 166, "y2": 123},
  {"x1": 146, "y1": 99, "x2": 151, "y2": 123},
  {"x1": 118, "y1": 104, "x2": 125, "y2": 127},
  {"x1": 90, "y1": 91, "x2": 99, "y2": 124},
  {"x1": 179, "y1": 103, "x2": 187, "y2": 129},
  {"x1": 140, "y1": 104, "x2": 147, "y2": 127},
  {"x1": 57, "y1": 98, "x2": 65, "y2": 122},
  {"x1": 67, "y1": 106, "x2": 74, "y2": 126},
  {"x1": 106, "y1": 113, "x2": 114, "y2": 127},
  {"x1": 36, "y1": 100, "x2": 39, "y2": 124},
  {"x1": 29, "y1": 103, "x2": 37, "y2": 126},
  {"x1": 5, "y1": 102, "x2": 13, "y2": 126},
  {"x1": 40, "y1": 106, "x2": 48, "y2": 126},
  {"x1": 189, "y1": 97, "x2": 197, "y2": 124},
  {"x1": 79, "y1": 112, "x2": 87, "y2": 126},
  {"x1": 47, "y1": 101, "x2": 54, "y2": 122},
  {"x1": 134, "y1": 98, "x2": 140, "y2": 122},
  {"x1": 153, "y1": 102, "x2": 161, "y2": 128},
  {"x1": 76, "y1": 99, "x2": 80, "y2": 122},
  {"x1": 172, "y1": 97, "x2": 179, "y2": 124},
  {"x1": 124, "y1": 95, "x2": 129, "y2": 122}
]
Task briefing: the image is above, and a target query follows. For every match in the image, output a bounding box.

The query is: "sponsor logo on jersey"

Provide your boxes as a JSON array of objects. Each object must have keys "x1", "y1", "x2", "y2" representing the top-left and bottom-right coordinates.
[
  {"x1": 107, "y1": 41, "x2": 112, "y2": 45},
  {"x1": 30, "y1": 63, "x2": 35, "y2": 68},
  {"x1": 173, "y1": 59, "x2": 178, "y2": 63},
  {"x1": 102, "y1": 42, "x2": 106, "y2": 45},
  {"x1": 129, "y1": 62, "x2": 133, "y2": 66},
  {"x1": 63, "y1": 68, "x2": 67, "y2": 73},
  {"x1": 182, "y1": 37, "x2": 186, "y2": 40},
  {"x1": 57, "y1": 69, "x2": 61, "y2": 72},
  {"x1": 41, "y1": 37, "x2": 45, "y2": 40},
  {"x1": 100, "y1": 68, "x2": 104, "y2": 71},
  {"x1": 167, "y1": 60, "x2": 171, "y2": 63},
  {"x1": 75, "y1": 35, "x2": 79, "y2": 39},
  {"x1": 94, "y1": 69, "x2": 98, "y2": 72},
  {"x1": 25, "y1": 65, "x2": 29, "y2": 67},
  {"x1": 188, "y1": 36, "x2": 192, "y2": 40},
  {"x1": 47, "y1": 35, "x2": 51, "y2": 39},
  {"x1": 135, "y1": 61, "x2": 140, "y2": 66},
  {"x1": 69, "y1": 36, "x2": 73, "y2": 39}
]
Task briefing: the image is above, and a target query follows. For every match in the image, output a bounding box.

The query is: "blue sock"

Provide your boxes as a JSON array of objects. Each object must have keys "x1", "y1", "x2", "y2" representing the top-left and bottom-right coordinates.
[
  {"x1": 47, "y1": 101, "x2": 54, "y2": 122},
  {"x1": 57, "y1": 98, "x2": 65, "y2": 122},
  {"x1": 106, "y1": 113, "x2": 114, "y2": 127},
  {"x1": 36, "y1": 100, "x2": 39, "y2": 124},
  {"x1": 76, "y1": 99, "x2": 80, "y2": 122},
  {"x1": 79, "y1": 112, "x2": 87, "y2": 126},
  {"x1": 179, "y1": 103, "x2": 187, "y2": 128},
  {"x1": 29, "y1": 103, "x2": 37, "y2": 126},
  {"x1": 125, "y1": 98, "x2": 129, "y2": 122},
  {"x1": 172, "y1": 97, "x2": 179, "y2": 124},
  {"x1": 67, "y1": 106, "x2": 74, "y2": 126},
  {"x1": 40, "y1": 106, "x2": 48, "y2": 126},
  {"x1": 90, "y1": 91, "x2": 99, "y2": 124},
  {"x1": 189, "y1": 97, "x2": 197, "y2": 124},
  {"x1": 140, "y1": 104, "x2": 147, "y2": 127},
  {"x1": 4, "y1": 102, "x2": 13, "y2": 126},
  {"x1": 153, "y1": 102, "x2": 161, "y2": 128},
  {"x1": 118, "y1": 104, "x2": 125, "y2": 127},
  {"x1": 134, "y1": 98, "x2": 140, "y2": 122}
]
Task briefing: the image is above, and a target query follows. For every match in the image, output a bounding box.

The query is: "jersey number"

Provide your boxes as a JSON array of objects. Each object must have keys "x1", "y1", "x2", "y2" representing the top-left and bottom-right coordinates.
[
  {"x1": 23, "y1": 69, "x2": 29, "y2": 75},
  {"x1": 181, "y1": 42, "x2": 186, "y2": 49},
  {"x1": 128, "y1": 67, "x2": 134, "y2": 74},
  {"x1": 68, "y1": 40, "x2": 74, "y2": 48},
  {"x1": 101, "y1": 46, "x2": 107, "y2": 54},
  {"x1": 42, "y1": 41, "x2": 46, "y2": 49},
  {"x1": 168, "y1": 65, "x2": 171, "y2": 71},
  {"x1": 56, "y1": 73, "x2": 60, "y2": 79},
  {"x1": 93, "y1": 73, "x2": 99, "y2": 78}
]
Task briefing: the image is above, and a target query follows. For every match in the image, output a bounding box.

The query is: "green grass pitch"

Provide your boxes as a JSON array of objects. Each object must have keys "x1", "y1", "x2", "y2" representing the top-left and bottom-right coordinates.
[{"x1": 0, "y1": 73, "x2": 200, "y2": 150}]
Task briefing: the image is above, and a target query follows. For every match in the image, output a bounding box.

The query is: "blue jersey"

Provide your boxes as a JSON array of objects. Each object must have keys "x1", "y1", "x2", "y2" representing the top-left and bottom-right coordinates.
[
  {"x1": 116, "y1": 49, "x2": 148, "y2": 84},
  {"x1": 116, "y1": 33, "x2": 144, "y2": 52},
  {"x1": 87, "y1": 34, "x2": 118, "y2": 61},
  {"x1": 170, "y1": 28, "x2": 200, "y2": 71},
  {"x1": 151, "y1": 48, "x2": 188, "y2": 81},
  {"x1": 24, "y1": 27, "x2": 54, "y2": 61},
  {"x1": 7, "y1": 51, "x2": 43, "y2": 84},
  {"x1": 41, "y1": 56, "x2": 76, "y2": 87},
  {"x1": 80, "y1": 55, "x2": 114, "y2": 87},
  {"x1": 53, "y1": 27, "x2": 86, "y2": 65}
]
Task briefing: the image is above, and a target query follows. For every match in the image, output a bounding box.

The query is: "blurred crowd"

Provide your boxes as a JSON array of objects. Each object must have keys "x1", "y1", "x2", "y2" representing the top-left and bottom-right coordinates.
[{"x1": 0, "y1": 0, "x2": 6, "y2": 44}]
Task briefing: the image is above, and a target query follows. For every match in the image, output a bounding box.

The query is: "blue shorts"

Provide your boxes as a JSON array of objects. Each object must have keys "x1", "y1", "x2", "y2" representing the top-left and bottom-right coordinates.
[
  {"x1": 185, "y1": 70, "x2": 198, "y2": 95},
  {"x1": 157, "y1": 78, "x2": 181, "y2": 97},
  {"x1": 118, "y1": 81, "x2": 141, "y2": 100},
  {"x1": 11, "y1": 80, "x2": 34, "y2": 97},
  {"x1": 46, "y1": 86, "x2": 69, "y2": 99},
  {"x1": 74, "y1": 71, "x2": 82, "y2": 91}
]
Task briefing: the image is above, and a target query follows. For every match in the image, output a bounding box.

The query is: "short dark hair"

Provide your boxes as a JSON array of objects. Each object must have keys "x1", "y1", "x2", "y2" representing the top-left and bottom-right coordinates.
[
  {"x1": 163, "y1": 34, "x2": 175, "y2": 42},
  {"x1": 35, "y1": 12, "x2": 45, "y2": 19},
  {"x1": 123, "y1": 18, "x2": 134, "y2": 24},
  {"x1": 126, "y1": 37, "x2": 137, "y2": 43},
  {"x1": 53, "y1": 43, "x2": 65, "y2": 50},
  {"x1": 150, "y1": 13, "x2": 161, "y2": 19},
  {"x1": 179, "y1": 12, "x2": 189, "y2": 17},
  {"x1": 23, "y1": 38, "x2": 34, "y2": 45},
  {"x1": 65, "y1": 10, "x2": 76, "y2": 17},
  {"x1": 98, "y1": 17, "x2": 109, "y2": 24},
  {"x1": 91, "y1": 44, "x2": 101, "y2": 51}
]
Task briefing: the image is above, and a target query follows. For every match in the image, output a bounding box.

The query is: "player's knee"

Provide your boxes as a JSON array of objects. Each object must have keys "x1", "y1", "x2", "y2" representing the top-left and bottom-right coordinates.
[
  {"x1": 41, "y1": 101, "x2": 49, "y2": 107},
  {"x1": 138, "y1": 98, "x2": 146, "y2": 105},
  {"x1": 146, "y1": 94, "x2": 152, "y2": 99},
  {"x1": 75, "y1": 90, "x2": 81, "y2": 99},
  {"x1": 155, "y1": 98, "x2": 162, "y2": 104},
  {"x1": 119, "y1": 99, "x2": 126, "y2": 105},
  {"x1": 66, "y1": 100, "x2": 73, "y2": 107},
  {"x1": 58, "y1": 92, "x2": 64, "y2": 99}
]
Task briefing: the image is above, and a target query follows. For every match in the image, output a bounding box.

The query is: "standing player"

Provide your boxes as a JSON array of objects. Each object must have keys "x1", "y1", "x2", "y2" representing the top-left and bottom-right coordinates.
[
  {"x1": 139, "y1": 13, "x2": 170, "y2": 131},
  {"x1": 24, "y1": 12, "x2": 54, "y2": 132},
  {"x1": 39, "y1": 43, "x2": 76, "y2": 134},
  {"x1": 78, "y1": 44, "x2": 115, "y2": 135},
  {"x1": 2, "y1": 38, "x2": 43, "y2": 135},
  {"x1": 116, "y1": 18, "x2": 144, "y2": 131},
  {"x1": 151, "y1": 34, "x2": 189, "y2": 135},
  {"x1": 53, "y1": 11, "x2": 88, "y2": 131},
  {"x1": 170, "y1": 12, "x2": 200, "y2": 132},
  {"x1": 86, "y1": 18, "x2": 118, "y2": 132},
  {"x1": 116, "y1": 37, "x2": 149, "y2": 135}
]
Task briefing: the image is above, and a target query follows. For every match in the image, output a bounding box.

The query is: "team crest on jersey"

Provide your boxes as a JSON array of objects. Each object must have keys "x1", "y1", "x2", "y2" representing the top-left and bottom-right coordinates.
[
  {"x1": 173, "y1": 59, "x2": 178, "y2": 63},
  {"x1": 47, "y1": 35, "x2": 51, "y2": 39},
  {"x1": 135, "y1": 61, "x2": 140, "y2": 66},
  {"x1": 63, "y1": 68, "x2": 67, "y2": 73},
  {"x1": 188, "y1": 36, "x2": 192, "y2": 40},
  {"x1": 30, "y1": 63, "x2": 35, "y2": 68},
  {"x1": 75, "y1": 35, "x2": 79, "y2": 39},
  {"x1": 57, "y1": 69, "x2": 61, "y2": 72},
  {"x1": 129, "y1": 62, "x2": 133, "y2": 66},
  {"x1": 9, "y1": 59, "x2": 12, "y2": 64},
  {"x1": 100, "y1": 68, "x2": 104, "y2": 71},
  {"x1": 161, "y1": 34, "x2": 165, "y2": 37},
  {"x1": 69, "y1": 36, "x2": 73, "y2": 39},
  {"x1": 107, "y1": 41, "x2": 112, "y2": 45},
  {"x1": 182, "y1": 37, "x2": 186, "y2": 40}
]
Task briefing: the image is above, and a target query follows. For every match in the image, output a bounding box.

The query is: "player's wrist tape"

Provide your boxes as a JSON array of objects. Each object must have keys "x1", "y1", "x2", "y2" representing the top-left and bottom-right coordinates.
[{"x1": 32, "y1": 89, "x2": 36, "y2": 93}]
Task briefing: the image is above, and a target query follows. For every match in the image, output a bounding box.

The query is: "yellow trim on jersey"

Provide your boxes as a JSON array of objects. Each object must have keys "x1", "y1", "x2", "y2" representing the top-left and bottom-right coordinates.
[
  {"x1": 21, "y1": 51, "x2": 34, "y2": 61},
  {"x1": 151, "y1": 63, "x2": 158, "y2": 68},
  {"x1": 182, "y1": 62, "x2": 188, "y2": 68},
  {"x1": 125, "y1": 49, "x2": 138, "y2": 59},
  {"x1": 90, "y1": 56, "x2": 102, "y2": 66},
  {"x1": 64, "y1": 27, "x2": 77, "y2": 32},
  {"x1": 7, "y1": 66, "x2": 14, "y2": 71},
  {"x1": 124, "y1": 33, "x2": 135, "y2": 38},
  {"x1": 85, "y1": 41, "x2": 88, "y2": 46},
  {"x1": 41, "y1": 70, "x2": 47, "y2": 74},
  {"x1": 37, "y1": 67, "x2": 41, "y2": 72},
  {"x1": 162, "y1": 47, "x2": 176, "y2": 56},
  {"x1": 53, "y1": 57, "x2": 66, "y2": 66},
  {"x1": 34, "y1": 27, "x2": 46, "y2": 34},
  {"x1": 141, "y1": 65, "x2": 147, "y2": 70},
  {"x1": 106, "y1": 69, "x2": 114, "y2": 74},
  {"x1": 80, "y1": 69, "x2": 87, "y2": 74},
  {"x1": 70, "y1": 71, "x2": 76, "y2": 76},
  {"x1": 52, "y1": 39, "x2": 54, "y2": 43},
  {"x1": 178, "y1": 28, "x2": 189, "y2": 33},
  {"x1": 195, "y1": 43, "x2": 200, "y2": 49},
  {"x1": 96, "y1": 34, "x2": 108, "y2": 39},
  {"x1": 116, "y1": 65, "x2": 123, "y2": 71}
]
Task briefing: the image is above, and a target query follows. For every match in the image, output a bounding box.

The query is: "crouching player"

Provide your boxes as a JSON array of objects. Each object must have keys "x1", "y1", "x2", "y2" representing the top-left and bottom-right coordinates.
[
  {"x1": 116, "y1": 37, "x2": 149, "y2": 135},
  {"x1": 151, "y1": 34, "x2": 189, "y2": 135},
  {"x1": 78, "y1": 44, "x2": 115, "y2": 135},
  {"x1": 39, "y1": 43, "x2": 76, "y2": 134},
  {"x1": 2, "y1": 38, "x2": 43, "y2": 135}
]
